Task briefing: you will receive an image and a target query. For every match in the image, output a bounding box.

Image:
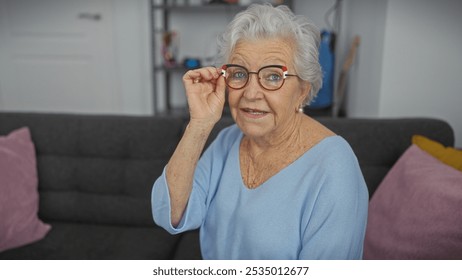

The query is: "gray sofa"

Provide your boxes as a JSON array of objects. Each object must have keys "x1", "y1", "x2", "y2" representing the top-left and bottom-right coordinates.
[{"x1": 0, "y1": 112, "x2": 454, "y2": 259}]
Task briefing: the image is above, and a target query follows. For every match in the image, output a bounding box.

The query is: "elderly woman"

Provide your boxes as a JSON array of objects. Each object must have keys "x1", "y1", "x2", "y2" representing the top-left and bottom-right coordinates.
[{"x1": 152, "y1": 4, "x2": 368, "y2": 260}]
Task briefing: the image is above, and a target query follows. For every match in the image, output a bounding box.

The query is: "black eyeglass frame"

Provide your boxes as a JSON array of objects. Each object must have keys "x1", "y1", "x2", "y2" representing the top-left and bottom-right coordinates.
[{"x1": 221, "y1": 64, "x2": 298, "y2": 91}]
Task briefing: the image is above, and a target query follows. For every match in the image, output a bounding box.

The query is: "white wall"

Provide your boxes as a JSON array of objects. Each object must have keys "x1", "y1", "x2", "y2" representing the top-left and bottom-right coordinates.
[
  {"x1": 341, "y1": 0, "x2": 387, "y2": 118},
  {"x1": 379, "y1": 0, "x2": 462, "y2": 146},
  {"x1": 113, "y1": 0, "x2": 153, "y2": 115}
]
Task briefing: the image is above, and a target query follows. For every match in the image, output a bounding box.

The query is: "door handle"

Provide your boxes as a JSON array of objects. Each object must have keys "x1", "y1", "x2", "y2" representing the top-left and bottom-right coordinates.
[{"x1": 78, "y1": 13, "x2": 102, "y2": 21}]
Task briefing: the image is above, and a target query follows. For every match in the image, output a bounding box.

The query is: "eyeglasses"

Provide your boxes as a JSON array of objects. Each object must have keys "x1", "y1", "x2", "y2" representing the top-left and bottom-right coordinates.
[{"x1": 221, "y1": 64, "x2": 298, "y2": 91}]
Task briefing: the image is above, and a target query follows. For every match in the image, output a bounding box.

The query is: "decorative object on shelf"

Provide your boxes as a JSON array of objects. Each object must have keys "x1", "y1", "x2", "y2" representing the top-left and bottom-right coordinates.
[
  {"x1": 183, "y1": 57, "x2": 202, "y2": 69},
  {"x1": 162, "y1": 31, "x2": 178, "y2": 67}
]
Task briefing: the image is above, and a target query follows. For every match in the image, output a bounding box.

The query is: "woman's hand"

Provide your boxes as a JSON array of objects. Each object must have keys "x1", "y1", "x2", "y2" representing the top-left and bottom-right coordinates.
[{"x1": 183, "y1": 67, "x2": 226, "y2": 126}]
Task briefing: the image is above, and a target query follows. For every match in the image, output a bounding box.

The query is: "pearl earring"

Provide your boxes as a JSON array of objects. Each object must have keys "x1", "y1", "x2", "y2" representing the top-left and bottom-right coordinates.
[{"x1": 298, "y1": 105, "x2": 304, "y2": 113}]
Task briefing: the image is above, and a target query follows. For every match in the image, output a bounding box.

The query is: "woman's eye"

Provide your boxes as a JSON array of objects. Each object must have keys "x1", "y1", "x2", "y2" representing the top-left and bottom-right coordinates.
[
  {"x1": 232, "y1": 71, "x2": 247, "y2": 79},
  {"x1": 266, "y1": 73, "x2": 282, "y2": 81}
]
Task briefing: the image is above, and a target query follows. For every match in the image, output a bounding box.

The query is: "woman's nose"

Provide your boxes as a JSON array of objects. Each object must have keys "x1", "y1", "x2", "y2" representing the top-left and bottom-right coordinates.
[{"x1": 243, "y1": 73, "x2": 263, "y2": 99}]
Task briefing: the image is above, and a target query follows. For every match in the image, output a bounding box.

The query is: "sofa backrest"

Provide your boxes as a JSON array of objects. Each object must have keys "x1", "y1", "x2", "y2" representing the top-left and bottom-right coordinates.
[
  {"x1": 316, "y1": 117, "x2": 454, "y2": 197},
  {"x1": 0, "y1": 113, "x2": 454, "y2": 225},
  {"x1": 0, "y1": 112, "x2": 185, "y2": 227},
  {"x1": 212, "y1": 116, "x2": 454, "y2": 198}
]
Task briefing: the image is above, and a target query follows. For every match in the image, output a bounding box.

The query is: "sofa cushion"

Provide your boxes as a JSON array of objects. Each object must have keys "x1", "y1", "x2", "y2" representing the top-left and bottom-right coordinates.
[
  {"x1": 363, "y1": 145, "x2": 462, "y2": 259},
  {"x1": 172, "y1": 230, "x2": 202, "y2": 260},
  {"x1": 0, "y1": 127, "x2": 51, "y2": 252},
  {"x1": 412, "y1": 134, "x2": 462, "y2": 171},
  {"x1": 0, "y1": 222, "x2": 180, "y2": 259}
]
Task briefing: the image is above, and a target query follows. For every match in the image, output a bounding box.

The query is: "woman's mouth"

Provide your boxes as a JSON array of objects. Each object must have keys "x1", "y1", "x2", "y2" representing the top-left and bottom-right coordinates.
[{"x1": 241, "y1": 108, "x2": 269, "y2": 118}]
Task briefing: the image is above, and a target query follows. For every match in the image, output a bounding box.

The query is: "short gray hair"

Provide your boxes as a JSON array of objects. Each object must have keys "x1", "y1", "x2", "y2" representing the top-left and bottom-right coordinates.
[{"x1": 216, "y1": 3, "x2": 322, "y2": 104}]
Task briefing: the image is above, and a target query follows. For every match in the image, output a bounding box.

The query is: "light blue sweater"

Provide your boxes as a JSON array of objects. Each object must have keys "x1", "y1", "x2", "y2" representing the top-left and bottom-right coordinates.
[{"x1": 152, "y1": 124, "x2": 368, "y2": 259}]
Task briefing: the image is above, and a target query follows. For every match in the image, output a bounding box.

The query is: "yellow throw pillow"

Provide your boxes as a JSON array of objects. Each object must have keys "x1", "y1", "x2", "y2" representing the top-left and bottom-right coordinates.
[{"x1": 412, "y1": 135, "x2": 462, "y2": 171}]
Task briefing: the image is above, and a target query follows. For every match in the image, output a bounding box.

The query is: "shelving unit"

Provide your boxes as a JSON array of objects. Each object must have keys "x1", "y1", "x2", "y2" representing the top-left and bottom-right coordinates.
[{"x1": 150, "y1": 0, "x2": 293, "y2": 114}]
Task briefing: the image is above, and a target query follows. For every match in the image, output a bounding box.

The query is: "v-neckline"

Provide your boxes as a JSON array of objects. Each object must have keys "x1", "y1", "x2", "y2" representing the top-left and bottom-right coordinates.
[{"x1": 235, "y1": 131, "x2": 337, "y2": 190}]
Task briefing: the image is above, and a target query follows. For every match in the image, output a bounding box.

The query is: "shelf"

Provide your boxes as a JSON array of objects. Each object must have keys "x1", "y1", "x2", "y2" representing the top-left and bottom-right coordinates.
[
  {"x1": 154, "y1": 65, "x2": 187, "y2": 72},
  {"x1": 151, "y1": 0, "x2": 293, "y2": 114},
  {"x1": 152, "y1": 3, "x2": 247, "y2": 12}
]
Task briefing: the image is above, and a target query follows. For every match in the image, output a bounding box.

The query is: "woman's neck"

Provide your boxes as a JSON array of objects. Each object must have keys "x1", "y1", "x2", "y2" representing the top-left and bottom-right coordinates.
[{"x1": 244, "y1": 113, "x2": 306, "y2": 159}]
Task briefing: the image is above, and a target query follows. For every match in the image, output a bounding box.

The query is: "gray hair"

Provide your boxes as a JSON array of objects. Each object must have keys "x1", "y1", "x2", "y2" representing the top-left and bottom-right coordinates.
[{"x1": 216, "y1": 3, "x2": 322, "y2": 104}]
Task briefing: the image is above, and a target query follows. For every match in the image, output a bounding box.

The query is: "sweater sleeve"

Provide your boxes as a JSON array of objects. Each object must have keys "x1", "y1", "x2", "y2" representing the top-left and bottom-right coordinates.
[
  {"x1": 151, "y1": 167, "x2": 206, "y2": 234},
  {"x1": 151, "y1": 125, "x2": 239, "y2": 235},
  {"x1": 299, "y1": 138, "x2": 369, "y2": 259}
]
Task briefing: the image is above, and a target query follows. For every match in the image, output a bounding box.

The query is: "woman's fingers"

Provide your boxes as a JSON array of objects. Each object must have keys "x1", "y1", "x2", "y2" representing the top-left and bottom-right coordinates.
[
  {"x1": 183, "y1": 67, "x2": 224, "y2": 101},
  {"x1": 183, "y1": 67, "x2": 220, "y2": 85}
]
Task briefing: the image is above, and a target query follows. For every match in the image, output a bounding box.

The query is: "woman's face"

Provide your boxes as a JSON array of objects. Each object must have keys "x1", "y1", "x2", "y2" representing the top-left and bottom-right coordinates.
[{"x1": 227, "y1": 38, "x2": 310, "y2": 141}]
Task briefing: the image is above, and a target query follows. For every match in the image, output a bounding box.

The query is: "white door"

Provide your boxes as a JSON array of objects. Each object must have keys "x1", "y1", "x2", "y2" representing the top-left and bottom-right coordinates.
[{"x1": 0, "y1": 0, "x2": 121, "y2": 114}]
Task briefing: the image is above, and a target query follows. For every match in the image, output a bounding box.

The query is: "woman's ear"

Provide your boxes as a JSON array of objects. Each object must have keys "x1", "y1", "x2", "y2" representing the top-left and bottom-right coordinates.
[{"x1": 298, "y1": 81, "x2": 311, "y2": 105}]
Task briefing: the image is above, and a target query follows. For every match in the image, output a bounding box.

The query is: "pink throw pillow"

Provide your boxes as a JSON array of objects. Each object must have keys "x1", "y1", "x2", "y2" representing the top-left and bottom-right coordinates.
[
  {"x1": 364, "y1": 145, "x2": 462, "y2": 259},
  {"x1": 0, "y1": 127, "x2": 51, "y2": 252}
]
